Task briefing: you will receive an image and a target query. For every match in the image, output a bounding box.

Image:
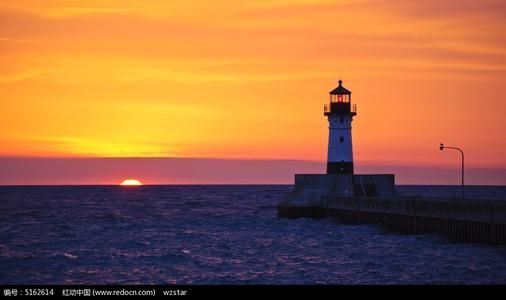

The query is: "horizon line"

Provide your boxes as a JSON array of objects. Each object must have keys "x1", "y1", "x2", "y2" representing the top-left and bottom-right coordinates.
[{"x1": 1, "y1": 183, "x2": 505, "y2": 187}]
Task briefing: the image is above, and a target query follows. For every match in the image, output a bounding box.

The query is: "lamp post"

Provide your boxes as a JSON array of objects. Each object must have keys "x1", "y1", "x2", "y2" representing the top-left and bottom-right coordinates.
[{"x1": 439, "y1": 143, "x2": 464, "y2": 199}]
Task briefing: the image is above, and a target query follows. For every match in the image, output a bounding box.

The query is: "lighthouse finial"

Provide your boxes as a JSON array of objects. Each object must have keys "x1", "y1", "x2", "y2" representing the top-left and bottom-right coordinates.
[{"x1": 338, "y1": 78, "x2": 343, "y2": 86}]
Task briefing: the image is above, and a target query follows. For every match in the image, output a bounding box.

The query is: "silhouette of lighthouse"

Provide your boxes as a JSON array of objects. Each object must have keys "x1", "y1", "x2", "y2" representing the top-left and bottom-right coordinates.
[{"x1": 324, "y1": 80, "x2": 357, "y2": 174}]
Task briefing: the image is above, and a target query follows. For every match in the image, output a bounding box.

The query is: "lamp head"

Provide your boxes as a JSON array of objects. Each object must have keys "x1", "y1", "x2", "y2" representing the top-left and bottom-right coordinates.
[{"x1": 439, "y1": 143, "x2": 444, "y2": 151}]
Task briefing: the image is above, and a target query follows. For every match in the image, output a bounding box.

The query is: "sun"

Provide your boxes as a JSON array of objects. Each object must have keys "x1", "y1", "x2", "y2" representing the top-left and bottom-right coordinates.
[{"x1": 120, "y1": 179, "x2": 143, "y2": 186}]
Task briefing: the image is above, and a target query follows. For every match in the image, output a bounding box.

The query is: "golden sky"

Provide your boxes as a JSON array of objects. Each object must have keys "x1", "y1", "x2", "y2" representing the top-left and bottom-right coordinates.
[{"x1": 1, "y1": 0, "x2": 505, "y2": 170}]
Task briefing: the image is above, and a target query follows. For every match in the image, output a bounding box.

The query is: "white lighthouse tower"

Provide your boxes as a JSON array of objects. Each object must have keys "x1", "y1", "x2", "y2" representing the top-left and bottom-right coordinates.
[{"x1": 324, "y1": 80, "x2": 357, "y2": 174}]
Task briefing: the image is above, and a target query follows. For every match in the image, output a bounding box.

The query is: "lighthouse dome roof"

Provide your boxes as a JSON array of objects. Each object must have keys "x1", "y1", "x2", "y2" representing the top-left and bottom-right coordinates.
[{"x1": 329, "y1": 80, "x2": 351, "y2": 95}]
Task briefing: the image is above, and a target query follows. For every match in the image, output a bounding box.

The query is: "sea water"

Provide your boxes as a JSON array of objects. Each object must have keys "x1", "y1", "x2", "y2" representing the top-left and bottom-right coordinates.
[{"x1": 1, "y1": 185, "x2": 505, "y2": 284}]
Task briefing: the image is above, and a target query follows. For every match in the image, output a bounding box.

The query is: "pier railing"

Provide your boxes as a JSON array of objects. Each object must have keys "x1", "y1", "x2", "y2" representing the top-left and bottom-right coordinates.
[{"x1": 278, "y1": 196, "x2": 506, "y2": 245}]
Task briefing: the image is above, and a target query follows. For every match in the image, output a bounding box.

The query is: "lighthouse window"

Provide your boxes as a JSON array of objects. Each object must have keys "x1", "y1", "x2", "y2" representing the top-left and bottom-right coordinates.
[{"x1": 340, "y1": 136, "x2": 344, "y2": 143}]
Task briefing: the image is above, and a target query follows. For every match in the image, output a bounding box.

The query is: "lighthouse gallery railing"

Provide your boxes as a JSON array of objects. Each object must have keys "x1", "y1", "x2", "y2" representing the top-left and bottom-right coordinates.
[{"x1": 324, "y1": 103, "x2": 357, "y2": 114}]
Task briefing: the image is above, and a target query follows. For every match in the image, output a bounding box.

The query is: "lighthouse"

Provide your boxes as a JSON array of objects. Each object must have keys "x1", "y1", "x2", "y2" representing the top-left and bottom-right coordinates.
[
  {"x1": 279, "y1": 79, "x2": 395, "y2": 217},
  {"x1": 324, "y1": 80, "x2": 357, "y2": 174}
]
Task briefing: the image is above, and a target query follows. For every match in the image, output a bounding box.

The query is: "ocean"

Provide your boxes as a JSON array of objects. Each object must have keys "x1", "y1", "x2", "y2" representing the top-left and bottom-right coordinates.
[{"x1": 1, "y1": 185, "x2": 506, "y2": 284}]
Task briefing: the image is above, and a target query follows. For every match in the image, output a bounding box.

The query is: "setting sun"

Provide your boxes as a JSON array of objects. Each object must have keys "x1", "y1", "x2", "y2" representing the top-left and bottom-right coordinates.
[{"x1": 120, "y1": 179, "x2": 143, "y2": 186}]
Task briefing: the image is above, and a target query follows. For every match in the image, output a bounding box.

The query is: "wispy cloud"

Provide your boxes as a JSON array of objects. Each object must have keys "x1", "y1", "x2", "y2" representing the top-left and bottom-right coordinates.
[{"x1": 0, "y1": 69, "x2": 55, "y2": 82}]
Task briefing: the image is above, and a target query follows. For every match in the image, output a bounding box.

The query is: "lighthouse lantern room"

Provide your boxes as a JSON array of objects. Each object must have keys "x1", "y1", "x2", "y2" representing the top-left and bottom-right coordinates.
[{"x1": 324, "y1": 80, "x2": 357, "y2": 174}]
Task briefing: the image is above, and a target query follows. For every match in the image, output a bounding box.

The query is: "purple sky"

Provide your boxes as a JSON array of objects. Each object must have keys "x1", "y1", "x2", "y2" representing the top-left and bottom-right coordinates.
[{"x1": 0, "y1": 157, "x2": 504, "y2": 185}]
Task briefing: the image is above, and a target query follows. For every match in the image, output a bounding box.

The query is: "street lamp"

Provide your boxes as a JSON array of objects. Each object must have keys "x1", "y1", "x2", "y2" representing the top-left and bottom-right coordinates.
[{"x1": 439, "y1": 143, "x2": 464, "y2": 199}]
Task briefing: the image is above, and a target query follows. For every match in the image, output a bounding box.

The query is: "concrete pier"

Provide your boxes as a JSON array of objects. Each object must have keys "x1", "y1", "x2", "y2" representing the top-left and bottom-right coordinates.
[
  {"x1": 278, "y1": 195, "x2": 506, "y2": 245},
  {"x1": 278, "y1": 174, "x2": 506, "y2": 245}
]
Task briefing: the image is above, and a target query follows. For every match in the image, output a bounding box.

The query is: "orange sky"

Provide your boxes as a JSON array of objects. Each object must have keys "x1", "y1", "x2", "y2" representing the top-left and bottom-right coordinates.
[{"x1": 1, "y1": 0, "x2": 505, "y2": 182}]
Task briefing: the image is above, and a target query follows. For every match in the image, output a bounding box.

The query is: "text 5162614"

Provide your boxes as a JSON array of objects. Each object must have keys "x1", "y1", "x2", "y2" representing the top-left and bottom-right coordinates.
[{"x1": 24, "y1": 289, "x2": 54, "y2": 296}]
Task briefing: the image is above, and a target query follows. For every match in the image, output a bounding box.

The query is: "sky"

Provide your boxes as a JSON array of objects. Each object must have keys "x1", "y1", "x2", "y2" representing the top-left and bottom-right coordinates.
[{"x1": 0, "y1": 0, "x2": 505, "y2": 184}]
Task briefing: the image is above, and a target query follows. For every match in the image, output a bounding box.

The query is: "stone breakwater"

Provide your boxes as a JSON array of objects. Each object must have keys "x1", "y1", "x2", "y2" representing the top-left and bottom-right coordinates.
[{"x1": 278, "y1": 195, "x2": 506, "y2": 245}]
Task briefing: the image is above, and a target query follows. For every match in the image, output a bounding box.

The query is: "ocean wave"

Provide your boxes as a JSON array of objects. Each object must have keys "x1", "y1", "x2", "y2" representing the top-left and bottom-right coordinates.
[{"x1": 0, "y1": 185, "x2": 505, "y2": 284}]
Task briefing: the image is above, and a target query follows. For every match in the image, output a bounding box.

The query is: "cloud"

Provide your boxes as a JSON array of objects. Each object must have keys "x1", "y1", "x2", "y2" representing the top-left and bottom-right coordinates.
[{"x1": 0, "y1": 69, "x2": 55, "y2": 82}]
